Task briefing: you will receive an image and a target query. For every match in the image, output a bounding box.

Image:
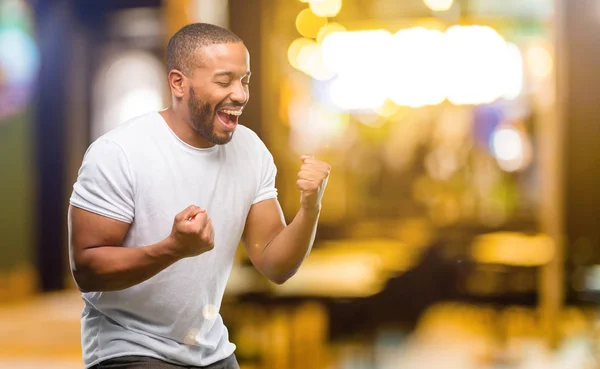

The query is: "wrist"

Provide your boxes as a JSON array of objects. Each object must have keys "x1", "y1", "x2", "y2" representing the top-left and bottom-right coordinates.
[
  {"x1": 299, "y1": 203, "x2": 321, "y2": 217},
  {"x1": 147, "y1": 236, "x2": 182, "y2": 262}
]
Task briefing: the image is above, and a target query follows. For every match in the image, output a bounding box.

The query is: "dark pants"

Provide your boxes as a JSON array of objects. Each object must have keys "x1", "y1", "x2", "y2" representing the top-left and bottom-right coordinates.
[{"x1": 92, "y1": 354, "x2": 239, "y2": 369}]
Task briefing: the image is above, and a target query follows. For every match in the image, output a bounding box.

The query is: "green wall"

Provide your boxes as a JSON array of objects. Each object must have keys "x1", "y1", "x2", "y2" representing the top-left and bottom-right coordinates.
[{"x1": 0, "y1": 110, "x2": 33, "y2": 271}]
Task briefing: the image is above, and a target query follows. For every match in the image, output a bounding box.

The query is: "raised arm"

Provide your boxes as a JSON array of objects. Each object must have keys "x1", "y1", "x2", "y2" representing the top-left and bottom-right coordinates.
[
  {"x1": 68, "y1": 205, "x2": 214, "y2": 292},
  {"x1": 242, "y1": 156, "x2": 330, "y2": 284}
]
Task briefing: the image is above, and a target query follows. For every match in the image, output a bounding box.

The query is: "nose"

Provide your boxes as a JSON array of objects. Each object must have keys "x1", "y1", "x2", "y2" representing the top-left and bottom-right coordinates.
[{"x1": 230, "y1": 82, "x2": 248, "y2": 104}]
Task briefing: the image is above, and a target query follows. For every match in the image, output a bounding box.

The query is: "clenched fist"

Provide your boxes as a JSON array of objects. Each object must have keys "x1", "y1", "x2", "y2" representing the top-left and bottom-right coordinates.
[
  {"x1": 297, "y1": 155, "x2": 330, "y2": 211},
  {"x1": 168, "y1": 205, "x2": 215, "y2": 258}
]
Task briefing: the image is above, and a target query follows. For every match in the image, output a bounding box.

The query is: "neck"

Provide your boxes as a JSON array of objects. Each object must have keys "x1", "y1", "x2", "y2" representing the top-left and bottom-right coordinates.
[{"x1": 159, "y1": 107, "x2": 214, "y2": 149}]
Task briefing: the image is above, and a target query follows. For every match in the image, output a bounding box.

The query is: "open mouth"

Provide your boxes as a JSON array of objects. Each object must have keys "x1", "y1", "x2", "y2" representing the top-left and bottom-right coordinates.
[{"x1": 216, "y1": 108, "x2": 242, "y2": 130}]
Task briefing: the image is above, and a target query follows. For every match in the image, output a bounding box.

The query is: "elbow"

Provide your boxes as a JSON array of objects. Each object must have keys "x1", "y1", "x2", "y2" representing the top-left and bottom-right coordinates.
[
  {"x1": 76, "y1": 283, "x2": 93, "y2": 293},
  {"x1": 70, "y1": 258, "x2": 99, "y2": 293},
  {"x1": 72, "y1": 276, "x2": 91, "y2": 293},
  {"x1": 270, "y1": 269, "x2": 297, "y2": 285},
  {"x1": 255, "y1": 257, "x2": 303, "y2": 285},
  {"x1": 271, "y1": 277, "x2": 288, "y2": 285},
  {"x1": 71, "y1": 268, "x2": 94, "y2": 293}
]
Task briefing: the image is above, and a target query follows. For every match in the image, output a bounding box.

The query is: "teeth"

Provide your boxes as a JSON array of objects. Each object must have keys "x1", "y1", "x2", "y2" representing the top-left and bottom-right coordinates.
[{"x1": 221, "y1": 109, "x2": 242, "y2": 116}]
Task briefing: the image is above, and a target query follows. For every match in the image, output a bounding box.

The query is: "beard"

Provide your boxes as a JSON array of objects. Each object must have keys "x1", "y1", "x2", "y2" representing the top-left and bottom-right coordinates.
[{"x1": 188, "y1": 87, "x2": 234, "y2": 145}]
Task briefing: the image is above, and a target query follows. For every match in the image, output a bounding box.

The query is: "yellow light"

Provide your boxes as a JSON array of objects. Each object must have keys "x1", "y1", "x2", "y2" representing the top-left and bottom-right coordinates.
[
  {"x1": 527, "y1": 45, "x2": 553, "y2": 80},
  {"x1": 271, "y1": 255, "x2": 384, "y2": 297},
  {"x1": 502, "y1": 43, "x2": 523, "y2": 100},
  {"x1": 322, "y1": 30, "x2": 391, "y2": 110},
  {"x1": 316, "y1": 22, "x2": 346, "y2": 44},
  {"x1": 297, "y1": 42, "x2": 320, "y2": 72},
  {"x1": 329, "y1": 77, "x2": 388, "y2": 110},
  {"x1": 374, "y1": 99, "x2": 400, "y2": 117},
  {"x1": 353, "y1": 111, "x2": 383, "y2": 127},
  {"x1": 492, "y1": 127, "x2": 522, "y2": 161},
  {"x1": 289, "y1": 99, "x2": 349, "y2": 154},
  {"x1": 490, "y1": 125, "x2": 532, "y2": 172},
  {"x1": 423, "y1": 0, "x2": 454, "y2": 11},
  {"x1": 310, "y1": 61, "x2": 336, "y2": 81},
  {"x1": 287, "y1": 37, "x2": 315, "y2": 71},
  {"x1": 297, "y1": 43, "x2": 335, "y2": 80},
  {"x1": 388, "y1": 27, "x2": 447, "y2": 107},
  {"x1": 471, "y1": 232, "x2": 555, "y2": 266},
  {"x1": 444, "y1": 25, "x2": 510, "y2": 105},
  {"x1": 321, "y1": 29, "x2": 391, "y2": 75},
  {"x1": 295, "y1": 8, "x2": 327, "y2": 39},
  {"x1": 316, "y1": 25, "x2": 525, "y2": 111},
  {"x1": 309, "y1": 0, "x2": 342, "y2": 17}
]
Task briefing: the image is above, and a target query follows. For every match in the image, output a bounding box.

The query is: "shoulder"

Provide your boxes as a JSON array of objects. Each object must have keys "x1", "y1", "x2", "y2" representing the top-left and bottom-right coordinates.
[
  {"x1": 233, "y1": 124, "x2": 261, "y2": 142},
  {"x1": 98, "y1": 112, "x2": 163, "y2": 152},
  {"x1": 232, "y1": 124, "x2": 270, "y2": 153}
]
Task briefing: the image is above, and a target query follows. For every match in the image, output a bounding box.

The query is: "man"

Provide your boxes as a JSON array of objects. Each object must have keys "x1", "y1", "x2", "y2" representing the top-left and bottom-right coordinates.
[{"x1": 68, "y1": 23, "x2": 330, "y2": 369}]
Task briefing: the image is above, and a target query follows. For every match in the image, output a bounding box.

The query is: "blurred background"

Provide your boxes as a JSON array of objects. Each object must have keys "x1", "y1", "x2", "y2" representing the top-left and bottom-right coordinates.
[{"x1": 1, "y1": 0, "x2": 600, "y2": 368}]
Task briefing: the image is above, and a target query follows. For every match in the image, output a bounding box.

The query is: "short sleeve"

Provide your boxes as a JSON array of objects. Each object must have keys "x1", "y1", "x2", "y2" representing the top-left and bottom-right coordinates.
[
  {"x1": 252, "y1": 148, "x2": 278, "y2": 205},
  {"x1": 70, "y1": 139, "x2": 135, "y2": 223}
]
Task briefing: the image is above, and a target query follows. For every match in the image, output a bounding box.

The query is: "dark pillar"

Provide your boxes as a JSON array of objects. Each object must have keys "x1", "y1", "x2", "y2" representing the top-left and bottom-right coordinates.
[
  {"x1": 32, "y1": 0, "x2": 75, "y2": 291},
  {"x1": 561, "y1": 0, "x2": 600, "y2": 261}
]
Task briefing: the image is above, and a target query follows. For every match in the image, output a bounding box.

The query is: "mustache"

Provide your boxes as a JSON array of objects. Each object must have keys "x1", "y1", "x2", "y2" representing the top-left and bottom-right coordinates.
[{"x1": 216, "y1": 102, "x2": 245, "y2": 110}]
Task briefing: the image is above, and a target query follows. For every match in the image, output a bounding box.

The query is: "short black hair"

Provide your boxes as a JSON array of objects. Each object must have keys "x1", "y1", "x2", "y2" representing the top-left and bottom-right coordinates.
[{"x1": 166, "y1": 23, "x2": 243, "y2": 75}]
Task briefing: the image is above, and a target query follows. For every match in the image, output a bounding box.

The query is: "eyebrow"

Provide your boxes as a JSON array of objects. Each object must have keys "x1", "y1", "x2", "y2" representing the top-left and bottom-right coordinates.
[{"x1": 213, "y1": 71, "x2": 251, "y2": 78}]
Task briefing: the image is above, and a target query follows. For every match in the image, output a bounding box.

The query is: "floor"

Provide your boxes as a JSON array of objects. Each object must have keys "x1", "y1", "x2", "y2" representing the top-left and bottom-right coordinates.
[{"x1": 0, "y1": 290, "x2": 84, "y2": 368}]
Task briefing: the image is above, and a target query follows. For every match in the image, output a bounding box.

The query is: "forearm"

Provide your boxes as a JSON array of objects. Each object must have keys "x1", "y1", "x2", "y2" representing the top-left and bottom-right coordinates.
[
  {"x1": 72, "y1": 238, "x2": 180, "y2": 292},
  {"x1": 259, "y1": 207, "x2": 320, "y2": 283}
]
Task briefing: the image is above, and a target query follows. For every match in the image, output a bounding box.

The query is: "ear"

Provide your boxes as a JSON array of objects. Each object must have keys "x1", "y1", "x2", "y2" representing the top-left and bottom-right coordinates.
[{"x1": 168, "y1": 69, "x2": 186, "y2": 99}]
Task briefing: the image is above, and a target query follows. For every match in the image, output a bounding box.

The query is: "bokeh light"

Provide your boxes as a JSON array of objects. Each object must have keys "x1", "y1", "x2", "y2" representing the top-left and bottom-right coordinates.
[
  {"x1": 471, "y1": 232, "x2": 555, "y2": 266},
  {"x1": 119, "y1": 88, "x2": 163, "y2": 124},
  {"x1": 328, "y1": 77, "x2": 388, "y2": 111},
  {"x1": 0, "y1": 0, "x2": 39, "y2": 120},
  {"x1": 0, "y1": 28, "x2": 39, "y2": 85},
  {"x1": 202, "y1": 304, "x2": 218, "y2": 320},
  {"x1": 527, "y1": 44, "x2": 553, "y2": 80},
  {"x1": 188, "y1": 0, "x2": 229, "y2": 27},
  {"x1": 321, "y1": 29, "x2": 392, "y2": 75},
  {"x1": 374, "y1": 99, "x2": 401, "y2": 118},
  {"x1": 321, "y1": 30, "x2": 391, "y2": 110},
  {"x1": 492, "y1": 127, "x2": 522, "y2": 161},
  {"x1": 292, "y1": 26, "x2": 526, "y2": 109},
  {"x1": 316, "y1": 22, "x2": 346, "y2": 44},
  {"x1": 502, "y1": 42, "x2": 524, "y2": 100},
  {"x1": 92, "y1": 51, "x2": 166, "y2": 139},
  {"x1": 295, "y1": 8, "x2": 327, "y2": 39},
  {"x1": 288, "y1": 37, "x2": 315, "y2": 71},
  {"x1": 388, "y1": 27, "x2": 447, "y2": 107},
  {"x1": 297, "y1": 41, "x2": 321, "y2": 72},
  {"x1": 0, "y1": 0, "x2": 32, "y2": 30},
  {"x1": 297, "y1": 42, "x2": 335, "y2": 80},
  {"x1": 423, "y1": 0, "x2": 454, "y2": 11},
  {"x1": 309, "y1": 0, "x2": 342, "y2": 18},
  {"x1": 444, "y1": 25, "x2": 510, "y2": 105},
  {"x1": 289, "y1": 99, "x2": 349, "y2": 154},
  {"x1": 490, "y1": 124, "x2": 532, "y2": 172}
]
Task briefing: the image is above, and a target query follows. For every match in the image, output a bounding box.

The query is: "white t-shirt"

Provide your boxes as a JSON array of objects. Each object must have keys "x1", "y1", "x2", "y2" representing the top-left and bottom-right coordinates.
[{"x1": 70, "y1": 112, "x2": 278, "y2": 368}]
